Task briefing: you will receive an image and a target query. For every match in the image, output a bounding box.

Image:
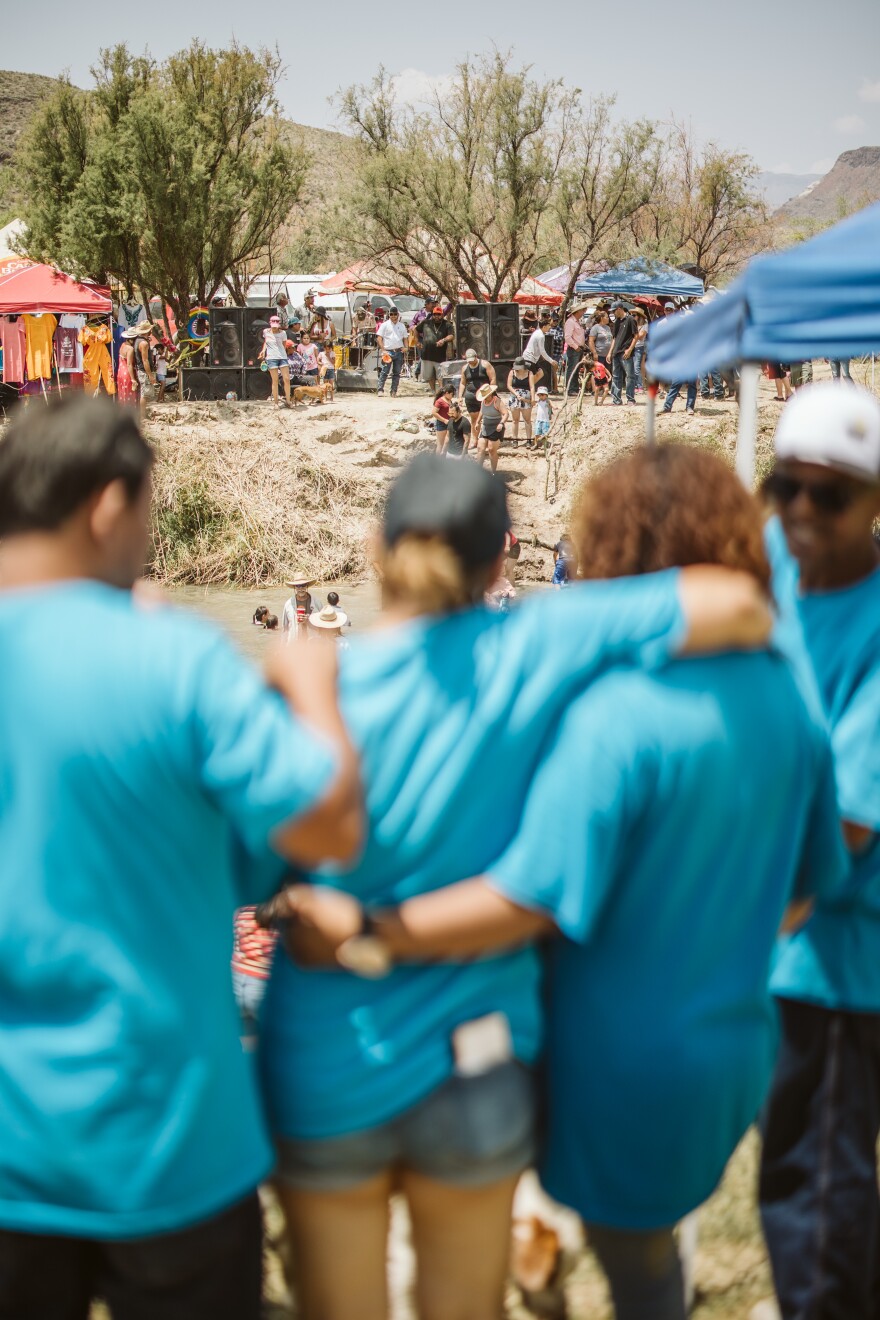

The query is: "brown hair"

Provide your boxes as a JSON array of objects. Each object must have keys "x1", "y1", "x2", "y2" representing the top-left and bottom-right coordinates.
[
  {"x1": 572, "y1": 444, "x2": 771, "y2": 590},
  {"x1": 378, "y1": 534, "x2": 497, "y2": 614}
]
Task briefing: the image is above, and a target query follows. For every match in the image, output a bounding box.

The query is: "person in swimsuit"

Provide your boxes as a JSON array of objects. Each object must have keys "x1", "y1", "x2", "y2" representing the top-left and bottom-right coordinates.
[
  {"x1": 458, "y1": 349, "x2": 495, "y2": 451},
  {"x1": 477, "y1": 383, "x2": 510, "y2": 474},
  {"x1": 507, "y1": 357, "x2": 537, "y2": 448}
]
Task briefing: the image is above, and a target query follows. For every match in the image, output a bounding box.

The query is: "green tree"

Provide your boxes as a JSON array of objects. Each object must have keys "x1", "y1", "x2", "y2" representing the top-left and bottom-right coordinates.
[
  {"x1": 335, "y1": 54, "x2": 576, "y2": 301},
  {"x1": 16, "y1": 42, "x2": 309, "y2": 326},
  {"x1": 627, "y1": 124, "x2": 769, "y2": 284}
]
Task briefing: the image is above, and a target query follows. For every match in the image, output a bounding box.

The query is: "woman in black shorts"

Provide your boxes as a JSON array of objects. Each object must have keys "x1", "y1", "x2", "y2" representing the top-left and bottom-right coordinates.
[
  {"x1": 476, "y1": 383, "x2": 510, "y2": 474},
  {"x1": 459, "y1": 349, "x2": 495, "y2": 451}
]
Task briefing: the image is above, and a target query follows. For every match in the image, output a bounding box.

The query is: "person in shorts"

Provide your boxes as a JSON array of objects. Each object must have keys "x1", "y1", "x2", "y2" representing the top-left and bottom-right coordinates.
[
  {"x1": 259, "y1": 314, "x2": 292, "y2": 408},
  {"x1": 318, "y1": 346, "x2": 336, "y2": 399},
  {"x1": 534, "y1": 386, "x2": 553, "y2": 452},
  {"x1": 417, "y1": 305, "x2": 454, "y2": 390},
  {"x1": 476, "y1": 382, "x2": 510, "y2": 474},
  {"x1": 432, "y1": 384, "x2": 454, "y2": 452}
]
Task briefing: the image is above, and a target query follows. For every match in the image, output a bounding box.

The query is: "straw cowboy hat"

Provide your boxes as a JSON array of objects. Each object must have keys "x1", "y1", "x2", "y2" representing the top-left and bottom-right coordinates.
[
  {"x1": 309, "y1": 605, "x2": 348, "y2": 630},
  {"x1": 285, "y1": 573, "x2": 316, "y2": 588},
  {"x1": 129, "y1": 319, "x2": 154, "y2": 337},
  {"x1": 476, "y1": 383, "x2": 498, "y2": 402}
]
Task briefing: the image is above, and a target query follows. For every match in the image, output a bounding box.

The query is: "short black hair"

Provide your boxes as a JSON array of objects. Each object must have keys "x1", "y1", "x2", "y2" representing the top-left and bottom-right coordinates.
[{"x1": 0, "y1": 394, "x2": 154, "y2": 537}]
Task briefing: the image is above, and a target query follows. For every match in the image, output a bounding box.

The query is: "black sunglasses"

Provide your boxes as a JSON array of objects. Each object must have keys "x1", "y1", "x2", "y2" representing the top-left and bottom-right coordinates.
[{"x1": 763, "y1": 471, "x2": 859, "y2": 515}]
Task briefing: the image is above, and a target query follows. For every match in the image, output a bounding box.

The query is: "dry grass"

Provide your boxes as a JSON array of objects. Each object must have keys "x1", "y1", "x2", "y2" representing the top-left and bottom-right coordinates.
[{"x1": 147, "y1": 404, "x2": 382, "y2": 584}]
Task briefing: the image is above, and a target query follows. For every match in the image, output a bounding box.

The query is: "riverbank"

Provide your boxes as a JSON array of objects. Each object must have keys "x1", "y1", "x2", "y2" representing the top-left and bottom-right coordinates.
[{"x1": 143, "y1": 381, "x2": 787, "y2": 587}]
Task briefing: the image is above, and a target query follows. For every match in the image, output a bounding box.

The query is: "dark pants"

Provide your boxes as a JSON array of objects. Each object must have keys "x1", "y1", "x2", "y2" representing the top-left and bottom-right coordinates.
[
  {"x1": 565, "y1": 346, "x2": 583, "y2": 394},
  {"x1": 377, "y1": 348, "x2": 404, "y2": 395},
  {"x1": 0, "y1": 1193, "x2": 263, "y2": 1320},
  {"x1": 662, "y1": 381, "x2": 697, "y2": 412},
  {"x1": 611, "y1": 354, "x2": 636, "y2": 403},
  {"x1": 588, "y1": 1224, "x2": 686, "y2": 1320},
  {"x1": 760, "y1": 998, "x2": 880, "y2": 1319}
]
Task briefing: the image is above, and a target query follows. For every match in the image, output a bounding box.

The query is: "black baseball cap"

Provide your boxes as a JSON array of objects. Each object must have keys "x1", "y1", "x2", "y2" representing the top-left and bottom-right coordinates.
[{"x1": 383, "y1": 454, "x2": 510, "y2": 568}]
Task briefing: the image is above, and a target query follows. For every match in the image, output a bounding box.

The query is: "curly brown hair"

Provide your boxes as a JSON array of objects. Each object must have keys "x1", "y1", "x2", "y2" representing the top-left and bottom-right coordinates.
[{"x1": 572, "y1": 444, "x2": 771, "y2": 591}]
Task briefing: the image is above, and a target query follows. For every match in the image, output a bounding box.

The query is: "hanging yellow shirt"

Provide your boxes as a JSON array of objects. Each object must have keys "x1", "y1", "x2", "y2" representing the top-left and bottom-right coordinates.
[{"x1": 23, "y1": 314, "x2": 58, "y2": 381}]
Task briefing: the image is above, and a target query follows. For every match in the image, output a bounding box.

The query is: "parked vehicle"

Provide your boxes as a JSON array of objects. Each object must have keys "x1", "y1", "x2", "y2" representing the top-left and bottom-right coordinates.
[{"x1": 321, "y1": 292, "x2": 422, "y2": 338}]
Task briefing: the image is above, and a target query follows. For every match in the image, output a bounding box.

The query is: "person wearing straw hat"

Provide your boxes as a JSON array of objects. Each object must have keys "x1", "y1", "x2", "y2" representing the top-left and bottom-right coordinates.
[
  {"x1": 117, "y1": 327, "x2": 140, "y2": 407},
  {"x1": 563, "y1": 303, "x2": 588, "y2": 396},
  {"x1": 756, "y1": 383, "x2": 880, "y2": 1320},
  {"x1": 131, "y1": 320, "x2": 158, "y2": 415},
  {"x1": 282, "y1": 574, "x2": 323, "y2": 637},
  {"x1": 477, "y1": 381, "x2": 510, "y2": 473},
  {"x1": 308, "y1": 605, "x2": 350, "y2": 647}
]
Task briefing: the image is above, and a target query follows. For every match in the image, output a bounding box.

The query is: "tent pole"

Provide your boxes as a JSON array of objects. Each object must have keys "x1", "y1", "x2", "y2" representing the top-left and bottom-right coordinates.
[
  {"x1": 645, "y1": 382, "x2": 659, "y2": 447},
  {"x1": 736, "y1": 363, "x2": 760, "y2": 489}
]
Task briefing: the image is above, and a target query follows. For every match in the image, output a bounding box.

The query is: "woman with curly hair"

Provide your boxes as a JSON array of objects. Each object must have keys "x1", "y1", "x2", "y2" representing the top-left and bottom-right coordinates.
[{"x1": 279, "y1": 445, "x2": 846, "y2": 1320}]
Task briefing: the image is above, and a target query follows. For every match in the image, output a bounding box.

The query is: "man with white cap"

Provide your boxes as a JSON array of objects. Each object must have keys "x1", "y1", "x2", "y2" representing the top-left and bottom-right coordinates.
[{"x1": 757, "y1": 381, "x2": 880, "y2": 1320}]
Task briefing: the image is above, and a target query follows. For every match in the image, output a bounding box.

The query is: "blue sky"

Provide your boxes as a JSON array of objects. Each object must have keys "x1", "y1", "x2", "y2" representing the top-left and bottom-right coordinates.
[{"x1": 4, "y1": 0, "x2": 879, "y2": 176}]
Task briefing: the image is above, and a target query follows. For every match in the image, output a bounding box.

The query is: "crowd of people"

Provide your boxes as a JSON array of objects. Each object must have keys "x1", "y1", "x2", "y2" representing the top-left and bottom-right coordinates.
[{"x1": 0, "y1": 371, "x2": 879, "y2": 1320}]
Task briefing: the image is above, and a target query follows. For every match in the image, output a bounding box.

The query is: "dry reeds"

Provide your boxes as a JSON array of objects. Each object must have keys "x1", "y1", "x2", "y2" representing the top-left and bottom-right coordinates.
[{"x1": 147, "y1": 409, "x2": 381, "y2": 585}]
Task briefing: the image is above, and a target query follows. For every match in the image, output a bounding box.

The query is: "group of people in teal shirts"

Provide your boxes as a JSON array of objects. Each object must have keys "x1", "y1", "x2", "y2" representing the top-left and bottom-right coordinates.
[{"x1": 0, "y1": 380, "x2": 878, "y2": 1320}]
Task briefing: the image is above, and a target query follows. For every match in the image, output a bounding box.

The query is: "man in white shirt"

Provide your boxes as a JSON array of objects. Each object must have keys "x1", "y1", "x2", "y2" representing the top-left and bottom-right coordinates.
[
  {"x1": 563, "y1": 305, "x2": 587, "y2": 396},
  {"x1": 376, "y1": 307, "x2": 409, "y2": 397},
  {"x1": 523, "y1": 314, "x2": 557, "y2": 393}
]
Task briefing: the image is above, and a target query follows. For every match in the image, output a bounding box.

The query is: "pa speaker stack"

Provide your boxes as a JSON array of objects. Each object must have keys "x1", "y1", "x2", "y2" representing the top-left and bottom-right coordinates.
[
  {"x1": 182, "y1": 306, "x2": 280, "y2": 400},
  {"x1": 455, "y1": 303, "x2": 519, "y2": 386}
]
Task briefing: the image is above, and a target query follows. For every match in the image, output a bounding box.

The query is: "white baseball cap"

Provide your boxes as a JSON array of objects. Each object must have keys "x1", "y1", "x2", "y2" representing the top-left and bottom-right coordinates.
[{"x1": 774, "y1": 381, "x2": 880, "y2": 483}]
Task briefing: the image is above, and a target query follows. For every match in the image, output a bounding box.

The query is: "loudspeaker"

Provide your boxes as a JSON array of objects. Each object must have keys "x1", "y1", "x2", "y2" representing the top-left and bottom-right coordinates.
[
  {"x1": 488, "y1": 303, "x2": 520, "y2": 361},
  {"x1": 455, "y1": 305, "x2": 490, "y2": 357},
  {"x1": 181, "y1": 367, "x2": 244, "y2": 401},
  {"x1": 210, "y1": 307, "x2": 244, "y2": 368},
  {"x1": 243, "y1": 308, "x2": 272, "y2": 367},
  {"x1": 244, "y1": 367, "x2": 273, "y2": 401}
]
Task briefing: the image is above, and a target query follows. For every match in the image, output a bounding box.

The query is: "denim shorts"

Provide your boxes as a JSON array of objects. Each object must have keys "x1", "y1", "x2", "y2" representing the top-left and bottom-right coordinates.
[
  {"x1": 275, "y1": 1061, "x2": 536, "y2": 1191},
  {"x1": 266, "y1": 358, "x2": 288, "y2": 370}
]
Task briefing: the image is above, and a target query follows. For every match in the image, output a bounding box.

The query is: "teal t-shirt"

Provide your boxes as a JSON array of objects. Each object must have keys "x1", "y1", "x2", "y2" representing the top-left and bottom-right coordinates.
[
  {"x1": 488, "y1": 654, "x2": 845, "y2": 1229},
  {"x1": 766, "y1": 517, "x2": 880, "y2": 1011},
  {"x1": 259, "y1": 574, "x2": 686, "y2": 1139},
  {"x1": 0, "y1": 582, "x2": 336, "y2": 1239}
]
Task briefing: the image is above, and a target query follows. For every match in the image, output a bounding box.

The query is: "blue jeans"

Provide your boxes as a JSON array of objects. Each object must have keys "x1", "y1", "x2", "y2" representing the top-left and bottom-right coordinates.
[
  {"x1": 760, "y1": 999, "x2": 880, "y2": 1318},
  {"x1": 830, "y1": 359, "x2": 853, "y2": 381},
  {"x1": 662, "y1": 381, "x2": 697, "y2": 411},
  {"x1": 611, "y1": 354, "x2": 635, "y2": 403},
  {"x1": 565, "y1": 346, "x2": 584, "y2": 395},
  {"x1": 699, "y1": 371, "x2": 725, "y2": 399},
  {"x1": 588, "y1": 1225, "x2": 685, "y2": 1320},
  {"x1": 378, "y1": 348, "x2": 404, "y2": 394},
  {"x1": 632, "y1": 343, "x2": 646, "y2": 389}
]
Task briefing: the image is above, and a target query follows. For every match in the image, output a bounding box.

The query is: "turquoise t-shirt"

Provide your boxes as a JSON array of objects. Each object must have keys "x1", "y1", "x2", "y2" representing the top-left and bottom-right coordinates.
[
  {"x1": 260, "y1": 574, "x2": 686, "y2": 1139},
  {"x1": 488, "y1": 654, "x2": 845, "y2": 1229},
  {"x1": 766, "y1": 517, "x2": 880, "y2": 1011},
  {"x1": 0, "y1": 582, "x2": 336, "y2": 1240}
]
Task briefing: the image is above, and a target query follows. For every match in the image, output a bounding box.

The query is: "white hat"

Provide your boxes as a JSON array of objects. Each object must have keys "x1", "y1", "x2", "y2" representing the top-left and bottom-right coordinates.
[
  {"x1": 464, "y1": 348, "x2": 478, "y2": 359},
  {"x1": 536, "y1": 385, "x2": 549, "y2": 396},
  {"x1": 774, "y1": 381, "x2": 880, "y2": 483},
  {"x1": 309, "y1": 605, "x2": 348, "y2": 630}
]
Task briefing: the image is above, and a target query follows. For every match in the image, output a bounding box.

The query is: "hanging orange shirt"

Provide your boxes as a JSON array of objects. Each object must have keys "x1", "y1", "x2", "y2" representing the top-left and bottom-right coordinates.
[{"x1": 23, "y1": 314, "x2": 58, "y2": 380}]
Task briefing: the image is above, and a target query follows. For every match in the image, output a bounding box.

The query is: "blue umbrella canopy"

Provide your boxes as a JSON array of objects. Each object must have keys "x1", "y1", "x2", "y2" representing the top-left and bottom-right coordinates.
[
  {"x1": 648, "y1": 202, "x2": 880, "y2": 381},
  {"x1": 575, "y1": 258, "x2": 704, "y2": 300}
]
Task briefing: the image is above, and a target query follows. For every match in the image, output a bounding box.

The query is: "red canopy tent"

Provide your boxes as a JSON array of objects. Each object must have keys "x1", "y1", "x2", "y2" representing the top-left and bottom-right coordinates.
[
  {"x1": 0, "y1": 263, "x2": 112, "y2": 315},
  {"x1": 459, "y1": 277, "x2": 563, "y2": 307},
  {"x1": 316, "y1": 262, "x2": 403, "y2": 296}
]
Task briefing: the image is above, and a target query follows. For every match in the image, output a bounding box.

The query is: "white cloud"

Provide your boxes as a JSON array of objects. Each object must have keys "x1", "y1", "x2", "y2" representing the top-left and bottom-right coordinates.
[
  {"x1": 810, "y1": 158, "x2": 834, "y2": 175},
  {"x1": 834, "y1": 114, "x2": 867, "y2": 133},
  {"x1": 390, "y1": 68, "x2": 453, "y2": 107},
  {"x1": 858, "y1": 79, "x2": 880, "y2": 103}
]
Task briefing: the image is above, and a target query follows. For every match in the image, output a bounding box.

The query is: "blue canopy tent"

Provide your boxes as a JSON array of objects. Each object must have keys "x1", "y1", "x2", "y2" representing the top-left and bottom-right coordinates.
[
  {"x1": 575, "y1": 258, "x2": 704, "y2": 301},
  {"x1": 646, "y1": 202, "x2": 880, "y2": 483}
]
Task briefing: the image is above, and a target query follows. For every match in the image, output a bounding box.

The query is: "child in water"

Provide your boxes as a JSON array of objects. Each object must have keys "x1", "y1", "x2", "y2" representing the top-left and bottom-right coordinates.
[
  {"x1": 263, "y1": 614, "x2": 279, "y2": 630},
  {"x1": 252, "y1": 605, "x2": 269, "y2": 626},
  {"x1": 552, "y1": 536, "x2": 577, "y2": 587}
]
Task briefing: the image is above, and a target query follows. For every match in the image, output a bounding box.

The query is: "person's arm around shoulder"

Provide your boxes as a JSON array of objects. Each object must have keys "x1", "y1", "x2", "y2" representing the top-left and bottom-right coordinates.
[
  {"x1": 677, "y1": 566, "x2": 772, "y2": 654},
  {"x1": 263, "y1": 640, "x2": 362, "y2": 866}
]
